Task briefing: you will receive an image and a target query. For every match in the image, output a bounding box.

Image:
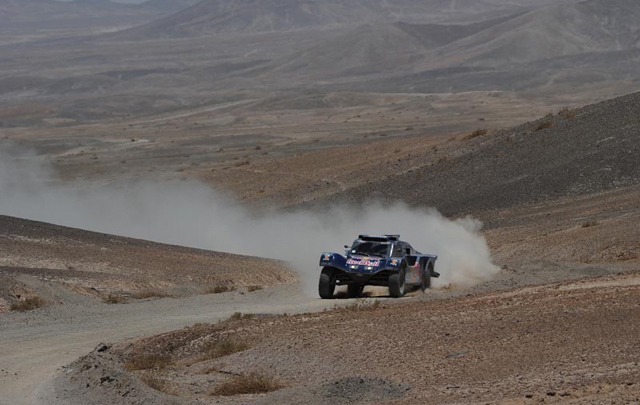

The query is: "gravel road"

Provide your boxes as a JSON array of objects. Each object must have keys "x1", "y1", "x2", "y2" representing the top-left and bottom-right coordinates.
[{"x1": 0, "y1": 282, "x2": 343, "y2": 405}]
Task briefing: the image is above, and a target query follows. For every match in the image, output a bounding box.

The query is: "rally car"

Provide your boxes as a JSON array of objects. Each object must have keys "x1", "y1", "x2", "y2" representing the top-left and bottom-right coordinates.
[{"x1": 318, "y1": 234, "x2": 439, "y2": 299}]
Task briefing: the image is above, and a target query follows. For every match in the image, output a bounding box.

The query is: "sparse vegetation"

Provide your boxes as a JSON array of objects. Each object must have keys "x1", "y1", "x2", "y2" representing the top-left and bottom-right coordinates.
[
  {"x1": 246, "y1": 285, "x2": 263, "y2": 292},
  {"x1": 103, "y1": 294, "x2": 125, "y2": 304},
  {"x1": 463, "y1": 128, "x2": 488, "y2": 140},
  {"x1": 210, "y1": 372, "x2": 284, "y2": 396},
  {"x1": 132, "y1": 290, "x2": 172, "y2": 300},
  {"x1": 201, "y1": 339, "x2": 249, "y2": 360},
  {"x1": 140, "y1": 372, "x2": 177, "y2": 395},
  {"x1": 234, "y1": 160, "x2": 250, "y2": 167},
  {"x1": 581, "y1": 219, "x2": 600, "y2": 228},
  {"x1": 199, "y1": 366, "x2": 219, "y2": 375},
  {"x1": 536, "y1": 121, "x2": 553, "y2": 131},
  {"x1": 10, "y1": 296, "x2": 46, "y2": 312},
  {"x1": 558, "y1": 107, "x2": 576, "y2": 120},
  {"x1": 206, "y1": 285, "x2": 236, "y2": 294},
  {"x1": 228, "y1": 312, "x2": 255, "y2": 321},
  {"x1": 124, "y1": 354, "x2": 172, "y2": 371}
]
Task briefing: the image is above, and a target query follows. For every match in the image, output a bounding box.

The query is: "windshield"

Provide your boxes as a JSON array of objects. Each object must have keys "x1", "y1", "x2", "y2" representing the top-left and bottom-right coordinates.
[{"x1": 350, "y1": 242, "x2": 390, "y2": 257}]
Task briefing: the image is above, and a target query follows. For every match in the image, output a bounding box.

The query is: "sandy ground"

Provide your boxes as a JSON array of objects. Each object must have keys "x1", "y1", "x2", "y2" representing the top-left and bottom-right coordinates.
[
  {"x1": 0, "y1": 215, "x2": 295, "y2": 307},
  {"x1": 39, "y1": 271, "x2": 640, "y2": 405},
  {"x1": 0, "y1": 283, "x2": 345, "y2": 405}
]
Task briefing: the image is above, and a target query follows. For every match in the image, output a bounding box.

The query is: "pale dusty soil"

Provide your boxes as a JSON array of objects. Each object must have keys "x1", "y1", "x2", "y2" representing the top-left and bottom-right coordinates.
[
  {"x1": 483, "y1": 184, "x2": 640, "y2": 270},
  {"x1": 0, "y1": 215, "x2": 295, "y2": 309},
  {"x1": 0, "y1": 283, "x2": 346, "y2": 405},
  {"x1": 53, "y1": 271, "x2": 640, "y2": 405}
]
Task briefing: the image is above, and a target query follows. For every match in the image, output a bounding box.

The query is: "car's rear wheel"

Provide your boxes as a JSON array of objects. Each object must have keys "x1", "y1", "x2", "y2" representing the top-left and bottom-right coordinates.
[
  {"x1": 388, "y1": 263, "x2": 406, "y2": 298},
  {"x1": 319, "y1": 267, "x2": 336, "y2": 299},
  {"x1": 347, "y1": 284, "x2": 364, "y2": 298}
]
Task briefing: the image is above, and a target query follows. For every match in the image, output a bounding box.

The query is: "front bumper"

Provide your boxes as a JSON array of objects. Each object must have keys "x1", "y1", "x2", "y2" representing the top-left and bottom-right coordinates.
[{"x1": 334, "y1": 268, "x2": 394, "y2": 286}]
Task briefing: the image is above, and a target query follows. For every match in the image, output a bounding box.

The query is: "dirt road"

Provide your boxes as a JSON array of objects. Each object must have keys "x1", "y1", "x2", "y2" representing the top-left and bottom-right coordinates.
[{"x1": 0, "y1": 283, "x2": 343, "y2": 405}]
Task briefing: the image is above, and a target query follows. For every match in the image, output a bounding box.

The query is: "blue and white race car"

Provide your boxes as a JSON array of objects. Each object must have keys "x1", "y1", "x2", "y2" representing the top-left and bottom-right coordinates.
[{"x1": 318, "y1": 234, "x2": 439, "y2": 299}]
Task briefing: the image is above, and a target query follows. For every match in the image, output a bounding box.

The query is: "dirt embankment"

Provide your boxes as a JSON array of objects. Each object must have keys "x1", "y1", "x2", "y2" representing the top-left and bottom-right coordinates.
[
  {"x1": 56, "y1": 272, "x2": 640, "y2": 404},
  {"x1": 0, "y1": 215, "x2": 295, "y2": 310},
  {"x1": 484, "y1": 184, "x2": 640, "y2": 270}
]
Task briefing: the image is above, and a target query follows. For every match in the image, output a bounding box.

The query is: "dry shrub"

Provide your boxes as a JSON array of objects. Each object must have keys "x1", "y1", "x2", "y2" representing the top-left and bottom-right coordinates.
[
  {"x1": 581, "y1": 219, "x2": 600, "y2": 228},
  {"x1": 140, "y1": 372, "x2": 177, "y2": 395},
  {"x1": 201, "y1": 339, "x2": 249, "y2": 360},
  {"x1": 228, "y1": 312, "x2": 255, "y2": 321},
  {"x1": 211, "y1": 372, "x2": 283, "y2": 396},
  {"x1": 124, "y1": 354, "x2": 172, "y2": 371},
  {"x1": 206, "y1": 285, "x2": 236, "y2": 294},
  {"x1": 234, "y1": 160, "x2": 250, "y2": 167},
  {"x1": 10, "y1": 296, "x2": 46, "y2": 312},
  {"x1": 536, "y1": 121, "x2": 553, "y2": 131},
  {"x1": 463, "y1": 129, "x2": 488, "y2": 140},
  {"x1": 199, "y1": 366, "x2": 219, "y2": 375},
  {"x1": 246, "y1": 285, "x2": 263, "y2": 292},
  {"x1": 559, "y1": 107, "x2": 576, "y2": 120},
  {"x1": 103, "y1": 294, "x2": 125, "y2": 304},
  {"x1": 133, "y1": 290, "x2": 172, "y2": 299}
]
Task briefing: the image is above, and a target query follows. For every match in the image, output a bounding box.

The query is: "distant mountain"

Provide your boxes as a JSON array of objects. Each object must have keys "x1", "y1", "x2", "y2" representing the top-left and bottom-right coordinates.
[
  {"x1": 428, "y1": 0, "x2": 640, "y2": 67},
  {"x1": 0, "y1": 0, "x2": 185, "y2": 33},
  {"x1": 271, "y1": 23, "x2": 428, "y2": 79},
  {"x1": 267, "y1": 15, "x2": 521, "y2": 81},
  {"x1": 135, "y1": 0, "x2": 202, "y2": 13},
  {"x1": 118, "y1": 0, "x2": 580, "y2": 39},
  {"x1": 121, "y1": 0, "x2": 386, "y2": 38},
  {"x1": 394, "y1": 15, "x2": 522, "y2": 50}
]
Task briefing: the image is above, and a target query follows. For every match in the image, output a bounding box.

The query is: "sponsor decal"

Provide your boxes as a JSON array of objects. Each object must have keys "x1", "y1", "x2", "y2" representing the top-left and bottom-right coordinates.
[
  {"x1": 346, "y1": 258, "x2": 381, "y2": 267},
  {"x1": 322, "y1": 253, "x2": 332, "y2": 261}
]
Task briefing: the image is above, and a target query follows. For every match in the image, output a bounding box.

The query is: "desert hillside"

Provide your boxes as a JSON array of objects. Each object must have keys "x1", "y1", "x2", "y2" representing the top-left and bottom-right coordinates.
[
  {"x1": 0, "y1": 215, "x2": 294, "y2": 311},
  {"x1": 1, "y1": 0, "x2": 639, "y2": 404}
]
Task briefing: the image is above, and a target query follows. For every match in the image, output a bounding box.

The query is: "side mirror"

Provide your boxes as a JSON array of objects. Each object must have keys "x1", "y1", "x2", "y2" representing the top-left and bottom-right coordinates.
[{"x1": 344, "y1": 245, "x2": 350, "y2": 249}]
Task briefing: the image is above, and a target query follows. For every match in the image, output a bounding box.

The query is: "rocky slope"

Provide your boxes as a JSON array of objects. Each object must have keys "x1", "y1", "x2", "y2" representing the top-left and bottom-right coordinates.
[{"x1": 310, "y1": 91, "x2": 640, "y2": 216}]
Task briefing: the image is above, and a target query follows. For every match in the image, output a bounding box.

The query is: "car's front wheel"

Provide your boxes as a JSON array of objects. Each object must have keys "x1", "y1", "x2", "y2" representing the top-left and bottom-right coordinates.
[
  {"x1": 421, "y1": 263, "x2": 432, "y2": 292},
  {"x1": 347, "y1": 284, "x2": 364, "y2": 298},
  {"x1": 388, "y1": 263, "x2": 406, "y2": 298},
  {"x1": 319, "y1": 267, "x2": 336, "y2": 299}
]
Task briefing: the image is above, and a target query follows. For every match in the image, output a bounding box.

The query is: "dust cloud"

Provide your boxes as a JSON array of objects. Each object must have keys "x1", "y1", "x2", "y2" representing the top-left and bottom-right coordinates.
[{"x1": 0, "y1": 146, "x2": 500, "y2": 294}]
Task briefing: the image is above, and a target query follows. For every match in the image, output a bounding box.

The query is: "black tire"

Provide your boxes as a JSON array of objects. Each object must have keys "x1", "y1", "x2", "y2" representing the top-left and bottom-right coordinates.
[
  {"x1": 421, "y1": 266, "x2": 431, "y2": 292},
  {"x1": 388, "y1": 263, "x2": 407, "y2": 298},
  {"x1": 347, "y1": 284, "x2": 364, "y2": 298},
  {"x1": 319, "y1": 267, "x2": 336, "y2": 299},
  {"x1": 420, "y1": 269, "x2": 431, "y2": 292}
]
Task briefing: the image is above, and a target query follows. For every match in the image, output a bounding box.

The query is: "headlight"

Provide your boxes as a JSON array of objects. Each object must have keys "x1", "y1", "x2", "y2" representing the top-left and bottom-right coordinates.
[
  {"x1": 366, "y1": 266, "x2": 373, "y2": 270},
  {"x1": 349, "y1": 265, "x2": 358, "y2": 269}
]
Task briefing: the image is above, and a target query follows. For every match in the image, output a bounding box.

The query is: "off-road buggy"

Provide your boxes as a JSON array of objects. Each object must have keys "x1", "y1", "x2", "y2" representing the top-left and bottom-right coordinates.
[{"x1": 318, "y1": 234, "x2": 439, "y2": 299}]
